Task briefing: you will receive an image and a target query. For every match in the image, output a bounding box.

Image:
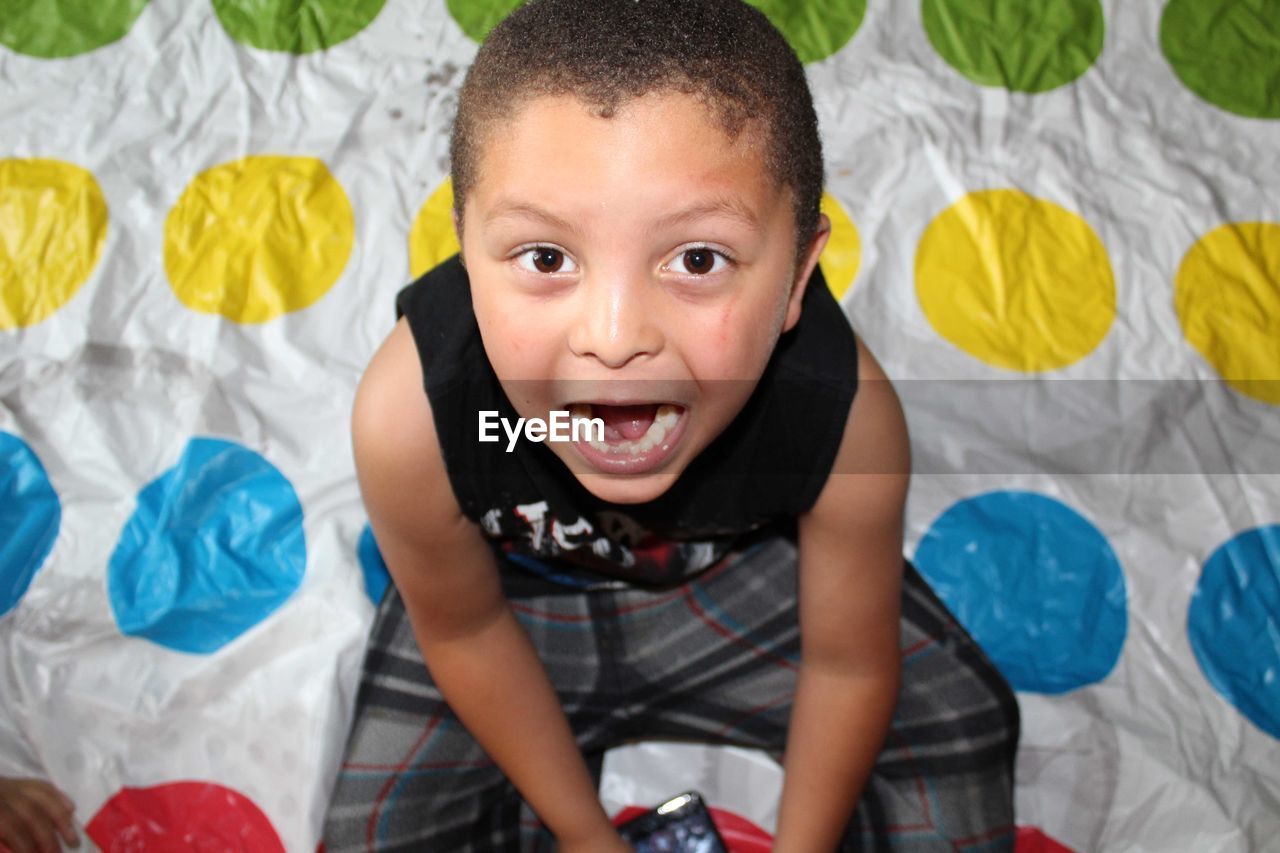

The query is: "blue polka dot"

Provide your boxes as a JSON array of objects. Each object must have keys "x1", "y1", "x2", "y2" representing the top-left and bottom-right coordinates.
[
  {"x1": 107, "y1": 437, "x2": 306, "y2": 654},
  {"x1": 914, "y1": 490, "x2": 1127, "y2": 694},
  {"x1": 0, "y1": 432, "x2": 61, "y2": 617},
  {"x1": 357, "y1": 524, "x2": 390, "y2": 605},
  {"x1": 1188, "y1": 525, "x2": 1280, "y2": 740}
]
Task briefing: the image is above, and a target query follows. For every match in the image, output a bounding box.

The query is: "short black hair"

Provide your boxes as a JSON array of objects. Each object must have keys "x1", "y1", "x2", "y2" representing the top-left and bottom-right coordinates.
[{"x1": 449, "y1": 0, "x2": 824, "y2": 266}]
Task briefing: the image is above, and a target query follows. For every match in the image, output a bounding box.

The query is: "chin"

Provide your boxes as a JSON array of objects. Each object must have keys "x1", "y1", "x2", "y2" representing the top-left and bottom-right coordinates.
[{"x1": 571, "y1": 470, "x2": 682, "y2": 505}]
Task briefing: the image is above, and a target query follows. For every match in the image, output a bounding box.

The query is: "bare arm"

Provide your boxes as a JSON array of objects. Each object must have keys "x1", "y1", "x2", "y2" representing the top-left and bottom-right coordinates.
[
  {"x1": 773, "y1": 337, "x2": 910, "y2": 851},
  {"x1": 352, "y1": 320, "x2": 625, "y2": 850}
]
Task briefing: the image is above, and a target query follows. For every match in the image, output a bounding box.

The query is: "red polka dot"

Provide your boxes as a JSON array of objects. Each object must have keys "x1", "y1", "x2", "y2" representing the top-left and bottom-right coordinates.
[
  {"x1": 613, "y1": 804, "x2": 773, "y2": 853},
  {"x1": 86, "y1": 781, "x2": 284, "y2": 852},
  {"x1": 1016, "y1": 825, "x2": 1079, "y2": 853},
  {"x1": 614, "y1": 805, "x2": 648, "y2": 824},
  {"x1": 708, "y1": 806, "x2": 773, "y2": 853}
]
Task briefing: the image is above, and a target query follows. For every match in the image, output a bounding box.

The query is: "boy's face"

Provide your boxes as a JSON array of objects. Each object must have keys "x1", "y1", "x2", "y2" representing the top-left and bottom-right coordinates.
[{"x1": 458, "y1": 91, "x2": 829, "y2": 504}]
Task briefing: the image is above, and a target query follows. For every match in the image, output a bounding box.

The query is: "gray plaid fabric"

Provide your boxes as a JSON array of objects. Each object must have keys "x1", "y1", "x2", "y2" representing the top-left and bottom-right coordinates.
[{"x1": 322, "y1": 536, "x2": 1019, "y2": 851}]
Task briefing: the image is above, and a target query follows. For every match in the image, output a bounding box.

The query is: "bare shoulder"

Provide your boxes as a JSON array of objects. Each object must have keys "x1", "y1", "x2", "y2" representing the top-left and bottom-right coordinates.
[
  {"x1": 351, "y1": 318, "x2": 467, "y2": 558},
  {"x1": 354, "y1": 318, "x2": 507, "y2": 634},
  {"x1": 795, "y1": 337, "x2": 907, "y2": 666},
  {"x1": 353, "y1": 318, "x2": 443, "y2": 498},
  {"x1": 804, "y1": 336, "x2": 910, "y2": 529}
]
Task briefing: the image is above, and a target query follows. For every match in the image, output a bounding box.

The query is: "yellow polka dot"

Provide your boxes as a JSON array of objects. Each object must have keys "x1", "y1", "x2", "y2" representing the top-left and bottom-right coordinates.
[
  {"x1": 818, "y1": 191, "x2": 861, "y2": 301},
  {"x1": 164, "y1": 156, "x2": 353, "y2": 324},
  {"x1": 916, "y1": 189, "x2": 1115, "y2": 372},
  {"x1": 409, "y1": 178, "x2": 461, "y2": 279},
  {"x1": 1175, "y1": 222, "x2": 1280, "y2": 405},
  {"x1": 0, "y1": 158, "x2": 108, "y2": 329}
]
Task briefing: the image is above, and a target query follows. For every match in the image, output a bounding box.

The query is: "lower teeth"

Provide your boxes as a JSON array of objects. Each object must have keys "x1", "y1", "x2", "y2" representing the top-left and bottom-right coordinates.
[{"x1": 574, "y1": 404, "x2": 680, "y2": 457}]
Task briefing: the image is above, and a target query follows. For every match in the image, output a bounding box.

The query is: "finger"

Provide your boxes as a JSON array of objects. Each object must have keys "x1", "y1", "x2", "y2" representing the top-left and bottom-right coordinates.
[
  {"x1": 17, "y1": 786, "x2": 71, "y2": 823},
  {"x1": 0, "y1": 808, "x2": 37, "y2": 853},
  {"x1": 5, "y1": 800, "x2": 58, "y2": 853},
  {"x1": 1, "y1": 834, "x2": 35, "y2": 853},
  {"x1": 47, "y1": 796, "x2": 80, "y2": 848},
  {"x1": 15, "y1": 788, "x2": 75, "y2": 848},
  {"x1": 21, "y1": 788, "x2": 73, "y2": 845},
  {"x1": 0, "y1": 823, "x2": 34, "y2": 853},
  {"x1": 52, "y1": 814, "x2": 78, "y2": 850}
]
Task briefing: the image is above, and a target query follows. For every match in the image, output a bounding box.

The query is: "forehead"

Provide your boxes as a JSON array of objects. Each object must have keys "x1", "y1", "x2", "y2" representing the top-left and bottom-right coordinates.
[{"x1": 469, "y1": 91, "x2": 786, "y2": 231}]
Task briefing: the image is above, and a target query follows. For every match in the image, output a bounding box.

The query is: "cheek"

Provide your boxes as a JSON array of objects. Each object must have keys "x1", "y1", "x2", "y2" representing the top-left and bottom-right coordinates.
[
  {"x1": 486, "y1": 330, "x2": 546, "y2": 375},
  {"x1": 684, "y1": 304, "x2": 771, "y2": 381},
  {"x1": 717, "y1": 304, "x2": 733, "y2": 347},
  {"x1": 478, "y1": 300, "x2": 542, "y2": 359},
  {"x1": 718, "y1": 293, "x2": 787, "y2": 361}
]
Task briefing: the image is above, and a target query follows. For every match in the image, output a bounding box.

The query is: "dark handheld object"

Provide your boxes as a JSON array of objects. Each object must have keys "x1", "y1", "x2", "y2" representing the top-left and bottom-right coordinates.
[{"x1": 616, "y1": 791, "x2": 729, "y2": 853}]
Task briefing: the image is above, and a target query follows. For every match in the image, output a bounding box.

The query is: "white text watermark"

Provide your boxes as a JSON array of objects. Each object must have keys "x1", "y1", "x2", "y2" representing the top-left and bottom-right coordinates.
[{"x1": 479, "y1": 410, "x2": 605, "y2": 452}]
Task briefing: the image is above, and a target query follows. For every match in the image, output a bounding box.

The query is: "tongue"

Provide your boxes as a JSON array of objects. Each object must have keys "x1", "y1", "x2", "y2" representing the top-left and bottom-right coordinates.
[{"x1": 595, "y1": 404, "x2": 657, "y2": 441}]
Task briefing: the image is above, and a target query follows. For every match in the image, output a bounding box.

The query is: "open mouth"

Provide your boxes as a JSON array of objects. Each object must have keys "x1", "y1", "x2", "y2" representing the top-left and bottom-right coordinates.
[{"x1": 567, "y1": 402, "x2": 687, "y2": 472}]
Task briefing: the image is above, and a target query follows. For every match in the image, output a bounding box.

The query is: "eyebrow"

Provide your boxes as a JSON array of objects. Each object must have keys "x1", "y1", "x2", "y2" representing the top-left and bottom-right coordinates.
[
  {"x1": 485, "y1": 199, "x2": 581, "y2": 235},
  {"x1": 484, "y1": 194, "x2": 763, "y2": 236},
  {"x1": 652, "y1": 195, "x2": 763, "y2": 235}
]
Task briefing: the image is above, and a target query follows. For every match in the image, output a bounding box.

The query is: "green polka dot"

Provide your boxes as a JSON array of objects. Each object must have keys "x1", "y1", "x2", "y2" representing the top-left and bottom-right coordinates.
[
  {"x1": 1161, "y1": 0, "x2": 1280, "y2": 119},
  {"x1": 212, "y1": 0, "x2": 386, "y2": 54},
  {"x1": 0, "y1": 0, "x2": 148, "y2": 59},
  {"x1": 746, "y1": 0, "x2": 866, "y2": 64},
  {"x1": 446, "y1": 0, "x2": 520, "y2": 43},
  {"x1": 922, "y1": 0, "x2": 1104, "y2": 93}
]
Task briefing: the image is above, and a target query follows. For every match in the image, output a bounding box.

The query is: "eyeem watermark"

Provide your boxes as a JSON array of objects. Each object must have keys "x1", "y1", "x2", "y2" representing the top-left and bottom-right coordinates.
[{"x1": 479, "y1": 410, "x2": 605, "y2": 453}]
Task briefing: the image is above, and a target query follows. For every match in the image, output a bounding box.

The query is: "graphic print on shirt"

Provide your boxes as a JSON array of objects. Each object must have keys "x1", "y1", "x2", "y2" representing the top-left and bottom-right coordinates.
[{"x1": 480, "y1": 500, "x2": 731, "y2": 587}]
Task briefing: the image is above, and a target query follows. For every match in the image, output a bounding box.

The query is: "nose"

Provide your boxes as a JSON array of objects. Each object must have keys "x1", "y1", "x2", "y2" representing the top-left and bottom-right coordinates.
[{"x1": 567, "y1": 273, "x2": 663, "y2": 369}]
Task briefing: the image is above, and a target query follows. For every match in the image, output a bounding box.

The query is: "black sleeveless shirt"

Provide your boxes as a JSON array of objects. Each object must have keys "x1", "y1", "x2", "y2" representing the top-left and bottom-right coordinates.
[{"x1": 396, "y1": 255, "x2": 859, "y2": 590}]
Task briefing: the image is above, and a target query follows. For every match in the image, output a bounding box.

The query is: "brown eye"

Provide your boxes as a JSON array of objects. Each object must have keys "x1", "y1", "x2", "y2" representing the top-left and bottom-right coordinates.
[
  {"x1": 532, "y1": 247, "x2": 564, "y2": 273},
  {"x1": 682, "y1": 248, "x2": 715, "y2": 274},
  {"x1": 517, "y1": 247, "x2": 578, "y2": 275}
]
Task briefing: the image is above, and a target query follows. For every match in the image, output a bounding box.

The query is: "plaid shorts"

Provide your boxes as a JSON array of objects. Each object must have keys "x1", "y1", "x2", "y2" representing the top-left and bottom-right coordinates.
[{"x1": 322, "y1": 535, "x2": 1019, "y2": 851}]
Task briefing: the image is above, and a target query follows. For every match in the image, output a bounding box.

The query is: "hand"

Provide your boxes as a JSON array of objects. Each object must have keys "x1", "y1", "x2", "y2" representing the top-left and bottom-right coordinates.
[
  {"x1": 557, "y1": 825, "x2": 631, "y2": 853},
  {"x1": 0, "y1": 778, "x2": 79, "y2": 853}
]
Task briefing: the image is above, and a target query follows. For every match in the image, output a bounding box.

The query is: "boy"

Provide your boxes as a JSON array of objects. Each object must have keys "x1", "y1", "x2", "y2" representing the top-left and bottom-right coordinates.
[{"x1": 325, "y1": 0, "x2": 1018, "y2": 849}]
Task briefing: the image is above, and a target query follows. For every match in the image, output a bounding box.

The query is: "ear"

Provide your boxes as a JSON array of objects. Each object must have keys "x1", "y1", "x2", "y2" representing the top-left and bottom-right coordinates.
[
  {"x1": 782, "y1": 212, "x2": 832, "y2": 333},
  {"x1": 451, "y1": 206, "x2": 466, "y2": 268}
]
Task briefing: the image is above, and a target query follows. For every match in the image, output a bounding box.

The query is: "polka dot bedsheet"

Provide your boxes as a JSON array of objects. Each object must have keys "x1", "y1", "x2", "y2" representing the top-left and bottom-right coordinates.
[{"x1": 1, "y1": 1, "x2": 1277, "y2": 851}]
